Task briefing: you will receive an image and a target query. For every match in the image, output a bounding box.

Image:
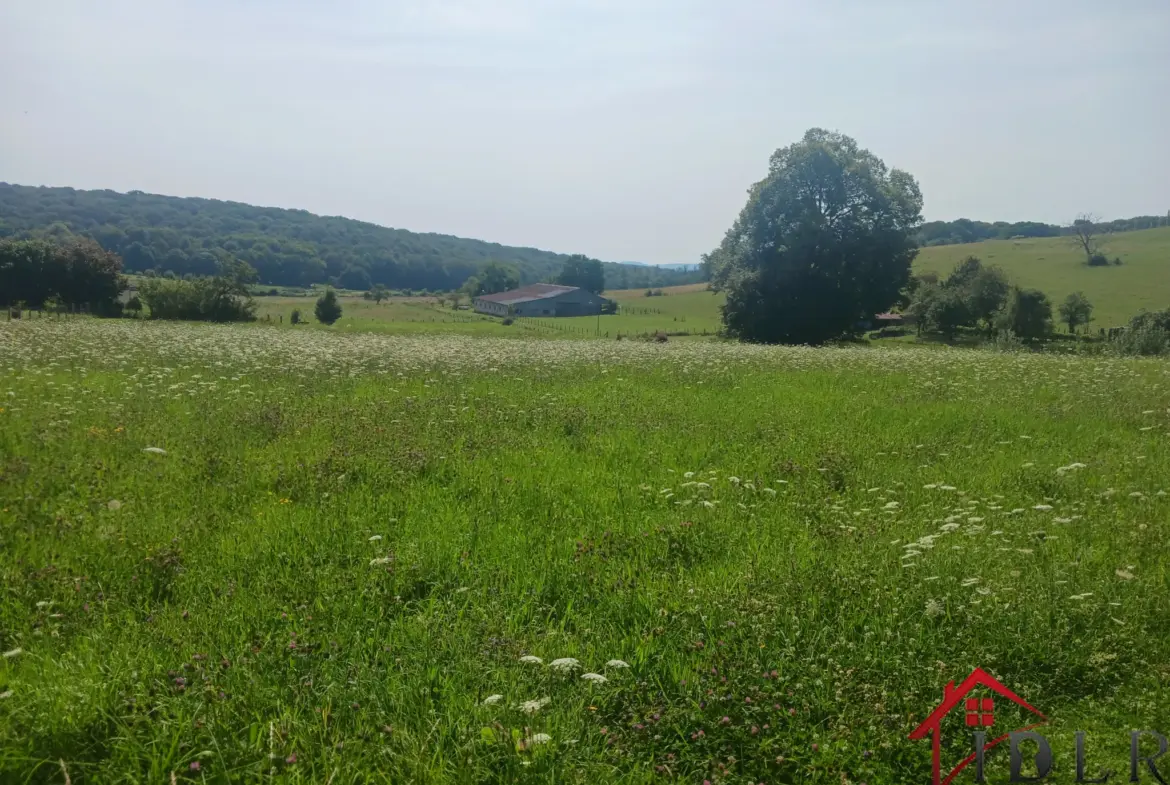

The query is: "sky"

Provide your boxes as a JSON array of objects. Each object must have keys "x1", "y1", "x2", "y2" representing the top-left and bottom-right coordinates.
[{"x1": 1, "y1": 1, "x2": 1168, "y2": 265}]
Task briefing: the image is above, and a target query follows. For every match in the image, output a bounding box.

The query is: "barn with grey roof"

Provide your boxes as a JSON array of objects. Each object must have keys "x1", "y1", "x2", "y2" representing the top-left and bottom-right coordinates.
[{"x1": 472, "y1": 284, "x2": 608, "y2": 317}]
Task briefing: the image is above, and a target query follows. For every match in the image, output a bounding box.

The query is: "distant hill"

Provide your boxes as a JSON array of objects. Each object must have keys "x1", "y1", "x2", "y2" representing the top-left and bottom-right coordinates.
[
  {"x1": 917, "y1": 215, "x2": 1168, "y2": 247},
  {"x1": 915, "y1": 226, "x2": 1170, "y2": 327},
  {"x1": 0, "y1": 184, "x2": 703, "y2": 291}
]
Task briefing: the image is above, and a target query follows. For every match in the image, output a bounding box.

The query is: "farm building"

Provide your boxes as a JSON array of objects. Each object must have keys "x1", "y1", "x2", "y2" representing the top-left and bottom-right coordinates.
[{"x1": 473, "y1": 284, "x2": 609, "y2": 317}]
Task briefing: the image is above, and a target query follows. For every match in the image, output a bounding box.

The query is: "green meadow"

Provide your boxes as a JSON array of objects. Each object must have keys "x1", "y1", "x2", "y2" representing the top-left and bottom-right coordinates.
[
  {"x1": 915, "y1": 227, "x2": 1170, "y2": 329},
  {"x1": 2, "y1": 319, "x2": 1169, "y2": 783}
]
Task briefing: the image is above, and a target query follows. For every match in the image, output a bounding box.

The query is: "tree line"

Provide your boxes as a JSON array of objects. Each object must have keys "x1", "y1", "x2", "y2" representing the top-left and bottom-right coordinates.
[
  {"x1": 0, "y1": 183, "x2": 702, "y2": 292},
  {"x1": 917, "y1": 214, "x2": 1168, "y2": 247}
]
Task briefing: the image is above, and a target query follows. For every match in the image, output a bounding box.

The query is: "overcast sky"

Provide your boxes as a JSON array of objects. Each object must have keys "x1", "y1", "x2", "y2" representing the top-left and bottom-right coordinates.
[{"x1": 2, "y1": 1, "x2": 1167, "y2": 264}]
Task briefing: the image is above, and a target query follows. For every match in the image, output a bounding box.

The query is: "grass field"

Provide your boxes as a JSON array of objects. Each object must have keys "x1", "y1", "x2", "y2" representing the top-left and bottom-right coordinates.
[
  {"x1": 252, "y1": 287, "x2": 726, "y2": 340},
  {"x1": 916, "y1": 227, "x2": 1170, "y2": 329},
  {"x1": 2, "y1": 319, "x2": 1169, "y2": 783}
]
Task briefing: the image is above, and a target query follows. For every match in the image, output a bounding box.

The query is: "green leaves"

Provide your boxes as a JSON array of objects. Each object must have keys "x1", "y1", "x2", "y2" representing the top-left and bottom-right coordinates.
[{"x1": 710, "y1": 129, "x2": 923, "y2": 344}]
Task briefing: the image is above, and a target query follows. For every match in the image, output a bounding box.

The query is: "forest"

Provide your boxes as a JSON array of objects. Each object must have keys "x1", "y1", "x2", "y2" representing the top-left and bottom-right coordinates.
[
  {"x1": 0, "y1": 184, "x2": 702, "y2": 291},
  {"x1": 917, "y1": 214, "x2": 1168, "y2": 246}
]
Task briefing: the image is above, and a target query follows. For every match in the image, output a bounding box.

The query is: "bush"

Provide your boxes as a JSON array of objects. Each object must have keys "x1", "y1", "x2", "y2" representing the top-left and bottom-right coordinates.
[
  {"x1": 995, "y1": 287, "x2": 1052, "y2": 339},
  {"x1": 501, "y1": 317, "x2": 514, "y2": 326},
  {"x1": 139, "y1": 276, "x2": 257, "y2": 322},
  {"x1": 1111, "y1": 326, "x2": 1169, "y2": 356},
  {"x1": 1087, "y1": 253, "x2": 1111, "y2": 267},
  {"x1": 990, "y1": 329, "x2": 1026, "y2": 353},
  {"x1": 314, "y1": 289, "x2": 342, "y2": 325},
  {"x1": 291, "y1": 309, "x2": 302, "y2": 325}
]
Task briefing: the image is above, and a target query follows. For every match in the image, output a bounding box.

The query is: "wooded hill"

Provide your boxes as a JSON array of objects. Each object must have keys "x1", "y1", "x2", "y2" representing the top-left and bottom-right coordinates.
[{"x1": 0, "y1": 184, "x2": 702, "y2": 291}]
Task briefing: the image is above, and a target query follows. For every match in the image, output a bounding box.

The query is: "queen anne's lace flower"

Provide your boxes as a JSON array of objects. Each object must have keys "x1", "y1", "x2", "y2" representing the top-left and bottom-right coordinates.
[
  {"x1": 581, "y1": 673, "x2": 608, "y2": 684},
  {"x1": 519, "y1": 655, "x2": 543, "y2": 665},
  {"x1": 549, "y1": 657, "x2": 580, "y2": 673}
]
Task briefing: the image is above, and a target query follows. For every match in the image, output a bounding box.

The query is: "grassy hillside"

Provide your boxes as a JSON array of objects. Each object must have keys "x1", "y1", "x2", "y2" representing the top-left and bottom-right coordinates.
[
  {"x1": 0, "y1": 183, "x2": 700, "y2": 292},
  {"x1": 915, "y1": 227, "x2": 1170, "y2": 328}
]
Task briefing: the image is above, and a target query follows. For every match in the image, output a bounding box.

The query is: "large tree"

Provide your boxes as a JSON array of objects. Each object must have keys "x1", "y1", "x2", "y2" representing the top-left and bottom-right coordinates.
[
  {"x1": 474, "y1": 262, "x2": 520, "y2": 295},
  {"x1": 556, "y1": 255, "x2": 605, "y2": 294},
  {"x1": 706, "y1": 129, "x2": 923, "y2": 344}
]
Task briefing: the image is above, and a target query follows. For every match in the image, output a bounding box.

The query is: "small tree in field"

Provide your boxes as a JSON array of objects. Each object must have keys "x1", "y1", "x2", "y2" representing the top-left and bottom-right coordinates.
[
  {"x1": 315, "y1": 288, "x2": 342, "y2": 325},
  {"x1": 1058, "y1": 291, "x2": 1093, "y2": 333},
  {"x1": 996, "y1": 287, "x2": 1052, "y2": 339},
  {"x1": 370, "y1": 284, "x2": 388, "y2": 304}
]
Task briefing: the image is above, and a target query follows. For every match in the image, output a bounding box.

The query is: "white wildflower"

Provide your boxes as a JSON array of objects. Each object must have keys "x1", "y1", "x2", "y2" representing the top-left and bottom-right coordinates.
[
  {"x1": 2, "y1": 648, "x2": 21, "y2": 658},
  {"x1": 883, "y1": 501, "x2": 899, "y2": 510},
  {"x1": 518, "y1": 696, "x2": 551, "y2": 714},
  {"x1": 925, "y1": 599, "x2": 944, "y2": 618},
  {"x1": 0, "y1": 690, "x2": 11, "y2": 699},
  {"x1": 581, "y1": 673, "x2": 608, "y2": 684},
  {"x1": 605, "y1": 659, "x2": 629, "y2": 669},
  {"x1": 369, "y1": 557, "x2": 391, "y2": 566},
  {"x1": 106, "y1": 499, "x2": 122, "y2": 511},
  {"x1": 1115, "y1": 569, "x2": 1135, "y2": 580},
  {"x1": 683, "y1": 471, "x2": 695, "y2": 479},
  {"x1": 728, "y1": 476, "x2": 741, "y2": 484},
  {"x1": 519, "y1": 655, "x2": 543, "y2": 665},
  {"x1": 528, "y1": 733, "x2": 552, "y2": 745},
  {"x1": 368, "y1": 534, "x2": 382, "y2": 541},
  {"x1": 142, "y1": 447, "x2": 167, "y2": 455},
  {"x1": 482, "y1": 694, "x2": 504, "y2": 705},
  {"x1": 550, "y1": 657, "x2": 580, "y2": 673},
  {"x1": 1033, "y1": 504, "x2": 1053, "y2": 511}
]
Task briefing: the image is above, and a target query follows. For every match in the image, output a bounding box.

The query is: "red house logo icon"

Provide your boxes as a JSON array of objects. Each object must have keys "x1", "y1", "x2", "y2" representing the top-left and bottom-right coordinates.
[{"x1": 908, "y1": 668, "x2": 1047, "y2": 785}]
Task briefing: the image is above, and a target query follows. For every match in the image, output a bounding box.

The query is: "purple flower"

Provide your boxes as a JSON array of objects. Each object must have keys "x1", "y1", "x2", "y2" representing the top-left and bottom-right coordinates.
[
  {"x1": 189, "y1": 761, "x2": 201, "y2": 771},
  {"x1": 720, "y1": 716, "x2": 730, "y2": 725},
  {"x1": 285, "y1": 754, "x2": 297, "y2": 764}
]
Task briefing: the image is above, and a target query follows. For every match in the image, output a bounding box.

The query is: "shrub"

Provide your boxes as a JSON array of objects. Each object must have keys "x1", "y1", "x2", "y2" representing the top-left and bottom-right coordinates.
[
  {"x1": 1087, "y1": 253, "x2": 1110, "y2": 267},
  {"x1": 1111, "y1": 326, "x2": 1169, "y2": 356},
  {"x1": 995, "y1": 287, "x2": 1052, "y2": 339},
  {"x1": 139, "y1": 270, "x2": 257, "y2": 322},
  {"x1": 501, "y1": 317, "x2": 514, "y2": 326},
  {"x1": 990, "y1": 329, "x2": 1026, "y2": 353},
  {"x1": 314, "y1": 289, "x2": 342, "y2": 325},
  {"x1": 291, "y1": 309, "x2": 302, "y2": 325}
]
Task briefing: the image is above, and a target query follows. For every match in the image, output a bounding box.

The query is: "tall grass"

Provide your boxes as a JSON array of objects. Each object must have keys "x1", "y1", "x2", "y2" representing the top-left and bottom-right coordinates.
[{"x1": 1, "y1": 320, "x2": 1168, "y2": 783}]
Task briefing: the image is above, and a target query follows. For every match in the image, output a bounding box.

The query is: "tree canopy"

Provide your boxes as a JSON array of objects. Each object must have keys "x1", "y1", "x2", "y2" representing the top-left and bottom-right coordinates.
[
  {"x1": 0, "y1": 237, "x2": 126, "y2": 311},
  {"x1": 0, "y1": 183, "x2": 702, "y2": 291},
  {"x1": 556, "y1": 255, "x2": 606, "y2": 294},
  {"x1": 705, "y1": 129, "x2": 923, "y2": 344},
  {"x1": 916, "y1": 214, "x2": 1167, "y2": 247}
]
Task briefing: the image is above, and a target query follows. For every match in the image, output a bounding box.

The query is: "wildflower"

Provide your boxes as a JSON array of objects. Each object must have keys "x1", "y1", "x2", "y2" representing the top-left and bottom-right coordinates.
[
  {"x1": 0, "y1": 691, "x2": 11, "y2": 699},
  {"x1": 605, "y1": 659, "x2": 629, "y2": 669},
  {"x1": 482, "y1": 694, "x2": 504, "y2": 705},
  {"x1": 1033, "y1": 504, "x2": 1053, "y2": 511},
  {"x1": 1115, "y1": 569, "x2": 1135, "y2": 580},
  {"x1": 883, "y1": 501, "x2": 899, "y2": 510},
  {"x1": 528, "y1": 733, "x2": 551, "y2": 745},
  {"x1": 518, "y1": 697, "x2": 551, "y2": 714},
  {"x1": 368, "y1": 535, "x2": 382, "y2": 541},
  {"x1": 2, "y1": 648, "x2": 22, "y2": 658},
  {"x1": 581, "y1": 673, "x2": 608, "y2": 684},
  {"x1": 925, "y1": 599, "x2": 944, "y2": 618},
  {"x1": 369, "y1": 557, "x2": 391, "y2": 566},
  {"x1": 285, "y1": 754, "x2": 297, "y2": 764},
  {"x1": 550, "y1": 657, "x2": 580, "y2": 673},
  {"x1": 142, "y1": 446, "x2": 167, "y2": 455},
  {"x1": 189, "y1": 761, "x2": 201, "y2": 771},
  {"x1": 107, "y1": 499, "x2": 122, "y2": 511},
  {"x1": 519, "y1": 655, "x2": 543, "y2": 664}
]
